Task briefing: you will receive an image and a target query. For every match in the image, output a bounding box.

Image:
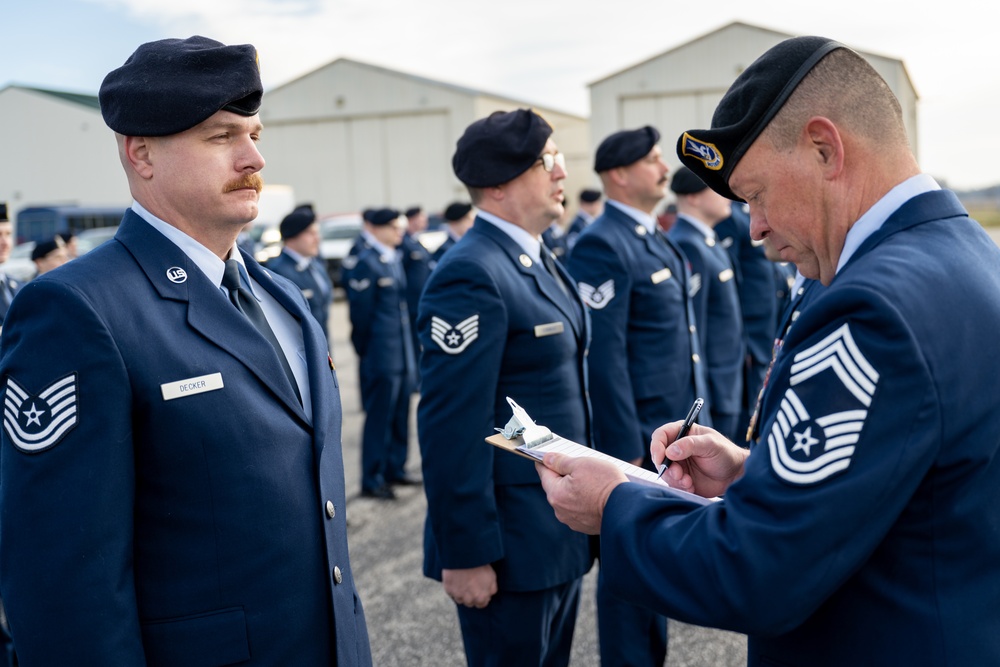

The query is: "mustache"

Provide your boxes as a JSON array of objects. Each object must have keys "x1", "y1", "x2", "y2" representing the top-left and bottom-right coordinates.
[{"x1": 224, "y1": 173, "x2": 264, "y2": 193}]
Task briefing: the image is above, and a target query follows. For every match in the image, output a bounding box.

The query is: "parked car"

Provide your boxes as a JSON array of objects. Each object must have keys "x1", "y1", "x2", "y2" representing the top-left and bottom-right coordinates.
[
  {"x1": 75, "y1": 226, "x2": 119, "y2": 254},
  {"x1": 3, "y1": 241, "x2": 36, "y2": 283},
  {"x1": 319, "y1": 213, "x2": 363, "y2": 286}
]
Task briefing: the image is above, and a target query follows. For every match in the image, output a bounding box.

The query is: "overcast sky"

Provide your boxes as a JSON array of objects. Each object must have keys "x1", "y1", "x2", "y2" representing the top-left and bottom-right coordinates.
[{"x1": 2, "y1": 0, "x2": 995, "y2": 190}]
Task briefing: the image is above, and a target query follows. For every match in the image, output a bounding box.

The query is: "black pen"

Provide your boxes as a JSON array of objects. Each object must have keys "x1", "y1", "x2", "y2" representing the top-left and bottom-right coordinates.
[{"x1": 656, "y1": 398, "x2": 704, "y2": 480}]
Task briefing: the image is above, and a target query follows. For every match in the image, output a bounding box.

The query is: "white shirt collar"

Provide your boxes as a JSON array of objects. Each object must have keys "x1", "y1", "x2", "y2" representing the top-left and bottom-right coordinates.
[
  {"x1": 131, "y1": 201, "x2": 249, "y2": 292},
  {"x1": 675, "y1": 212, "x2": 717, "y2": 240},
  {"x1": 360, "y1": 230, "x2": 398, "y2": 262},
  {"x1": 282, "y1": 246, "x2": 313, "y2": 271},
  {"x1": 836, "y1": 174, "x2": 940, "y2": 274},
  {"x1": 606, "y1": 199, "x2": 657, "y2": 234},
  {"x1": 476, "y1": 210, "x2": 543, "y2": 262}
]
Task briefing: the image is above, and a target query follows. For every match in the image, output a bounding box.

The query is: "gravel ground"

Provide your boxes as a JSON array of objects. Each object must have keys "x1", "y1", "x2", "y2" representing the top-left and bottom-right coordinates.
[{"x1": 328, "y1": 296, "x2": 747, "y2": 666}]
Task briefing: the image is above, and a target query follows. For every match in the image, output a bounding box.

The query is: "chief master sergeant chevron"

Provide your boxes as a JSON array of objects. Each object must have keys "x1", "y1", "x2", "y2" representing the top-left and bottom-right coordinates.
[
  {"x1": 536, "y1": 36, "x2": 1000, "y2": 666},
  {"x1": 0, "y1": 36, "x2": 372, "y2": 666}
]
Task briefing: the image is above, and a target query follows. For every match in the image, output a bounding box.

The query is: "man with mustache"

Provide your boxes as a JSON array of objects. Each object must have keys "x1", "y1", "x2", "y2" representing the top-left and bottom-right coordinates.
[
  {"x1": 417, "y1": 108, "x2": 593, "y2": 667},
  {"x1": 0, "y1": 36, "x2": 372, "y2": 666},
  {"x1": 565, "y1": 126, "x2": 708, "y2": 667}
]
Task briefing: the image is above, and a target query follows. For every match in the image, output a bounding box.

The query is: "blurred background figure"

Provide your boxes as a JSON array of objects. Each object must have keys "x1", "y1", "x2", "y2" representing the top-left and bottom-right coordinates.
[
  {"x1": 668, "y1": 167, "x2": 745, "y2": 442},
  {"x1": 344, "y1": 207, "x2": 419, "y2": 499},
  {"x1": 401, "y1": 205, "x2": 433, "y2": 381},
  {"x1": 57, "y1": 231, "x2": 79, "y2": 259},
  {"x1": 564, "y1": 187, "x2": 603, "y2": 253},
  {"x1": 431, "y1": 201, "x2": 474, "y2": 263},
  {"x1": 266, "y1": 203, "x2": 333, "y2": 338},
  {"x1": 0, "y1": 203, "x2": 22, "y2": 331},
  {"x1": 30, "y1": 236, "x2": 69, "y2": 277}
]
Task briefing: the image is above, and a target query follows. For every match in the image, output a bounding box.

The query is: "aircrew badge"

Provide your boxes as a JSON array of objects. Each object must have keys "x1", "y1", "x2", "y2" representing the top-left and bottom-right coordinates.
[
  {"x1": 430, "y1": 314, "x2": 479, "y2": 354},
  {"x1": 766, "y1": 324, "x2": 879, "y2": 484},
  {"x1": 578, "y1": 280, "x2": 615, "y2": 310},
  {"x1": 3, "y1": 373, "x2": 79, "y2": 453}
]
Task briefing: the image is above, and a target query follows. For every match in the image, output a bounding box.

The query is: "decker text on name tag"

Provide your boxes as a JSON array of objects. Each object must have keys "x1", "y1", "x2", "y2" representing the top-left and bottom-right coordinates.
[{"x1": 161, "y1": 373, "x2": 224, "y2": 401}]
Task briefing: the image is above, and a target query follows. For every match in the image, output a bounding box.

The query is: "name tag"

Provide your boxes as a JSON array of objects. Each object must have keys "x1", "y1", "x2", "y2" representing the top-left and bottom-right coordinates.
[
  {"x1": 377, "y1": 277, "x2": 395, "y2": 287},
  {"x1": 534, "y1": 322, "x2": 565, "y2": 338},
  {"x1": 161, "y1": 373, "x2": 224, "y2": 401},
  {"x1": 650, "y1": 268, "x2": 672, "y2": 284},
  {"x1": 718, "y1": 269, "x2": 735, "y2": 283}
]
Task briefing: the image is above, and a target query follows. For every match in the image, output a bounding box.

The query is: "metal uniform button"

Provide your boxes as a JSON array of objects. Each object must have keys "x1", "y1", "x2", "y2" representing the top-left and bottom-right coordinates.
[
  {"x1": 333, "y1": 566, "x2": 343, "y2": 584},
  {"x1": 689, "y1": 325, "x2": 696, "y2": 333},
  {"x1": 326, "y1": 500, "x2": 336, "y2": 518},
  {"x1": 692, "y1": 353, "x2": 701, "y2": 363}
]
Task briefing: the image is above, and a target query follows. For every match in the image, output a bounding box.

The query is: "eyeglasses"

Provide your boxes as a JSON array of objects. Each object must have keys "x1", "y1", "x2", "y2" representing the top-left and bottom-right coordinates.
[{"x1": 536, "y1": 152, "x2": 566, "y2": 173}]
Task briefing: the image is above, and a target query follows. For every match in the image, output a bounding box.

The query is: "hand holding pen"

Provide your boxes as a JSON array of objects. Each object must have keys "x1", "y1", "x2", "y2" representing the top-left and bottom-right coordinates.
[{"x1": 656, "y1": 398, "x2": 704, "y2": 480}]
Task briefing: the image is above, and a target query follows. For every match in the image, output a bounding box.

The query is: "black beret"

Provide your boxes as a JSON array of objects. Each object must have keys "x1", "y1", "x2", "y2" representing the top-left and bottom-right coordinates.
[
  {"x1": 367, "y1": 207, "x2": 401, "y2": 226},
  {"x1": 453, "y1": 109, "x2": 553, "y2": 187},
  {"x1": 32, "y1": 237, "x2": 63, "y2": 261},
  {"x1": 669, "y1": 167, "x2": 708, "y2": 195},
  {"x1": 0, "y1": 202, "x2": 7, "y2": 223},
  {"x1": 594, "y1": 126, "x2": 660, "y2": 172},
  {"x1": 405, "y1": 206, "x2": 422, "y2": 218},
  {"x1": 443, "y1": 202, "x2": 473, "y2": 222},
  {"x1": 579, "y1": 188, "x2": 602, "y2": 203},
  {"x1": 677, "y1": 36, "x2": 846, "y2": 201},
  {"x1": 280, "y1": 204, "x2": 317, "y2": 239},
  {"x1": 100, "y1": 35, "x2": 262, "y2": 137}
]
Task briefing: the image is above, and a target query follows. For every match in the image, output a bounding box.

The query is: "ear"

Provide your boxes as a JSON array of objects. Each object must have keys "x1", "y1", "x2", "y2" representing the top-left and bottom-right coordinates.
[
  {"x1": 123, "y1": 135, "x2": 155, "y2": 180},
  {"x1": 484, "y1": 184, "x2": 505, "y2": 203},
  {"x1": 607, "y1": 166, "x2": 629, "y2": 188},
  {"x1": 804, "y1": 117, "x2": 844, "y2": 178}
]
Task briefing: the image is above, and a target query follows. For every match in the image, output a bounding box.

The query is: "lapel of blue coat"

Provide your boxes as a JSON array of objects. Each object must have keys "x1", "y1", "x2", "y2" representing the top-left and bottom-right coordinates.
[
  {"x1": 475, "y1": 218, "x2": 585, "y2": 340},
  {"x1": 115, "y1": 211, "x2": 309, "y2": 424}
]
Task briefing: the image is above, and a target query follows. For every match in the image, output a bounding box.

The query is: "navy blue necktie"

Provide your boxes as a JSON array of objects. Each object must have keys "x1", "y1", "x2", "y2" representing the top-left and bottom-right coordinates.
[{"x1": 222, "y1": 260, "x2": 301, "y2": 403}]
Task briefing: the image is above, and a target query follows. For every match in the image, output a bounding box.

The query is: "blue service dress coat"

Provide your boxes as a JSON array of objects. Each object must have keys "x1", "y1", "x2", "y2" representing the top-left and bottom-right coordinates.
[
  {"x1": 430, "y1": 234, "x2": 457, "y2": 264},
  {"x1": 599, "y1": 189, "x2": 1000, "y2": 666},
  {"x1": 265, "y1": 248, "x2": 333, "y2": 335},
  {"x1": 417, "y1": 217, "x2": 593, "y2": 592},
  {"x1": 566, "y1": 202, "x2": 710, "y2": 462},
  {"x1": 343, "y1": 238, "x2": 415, "y2": 490},
  {"x1": 0, "y1": 210, "x2": 372, "y2": 667},
  {"x1": 401, "y1": 232, "x2": 433, "y2": 365},
  {"x1": 715, "y1": 208, "x2": 780, "y2": 439},
  {"x1": 669, "y1": 215, "x2": 745, "y2": 440},
  {"x1": 0, "y1": 273, "x2": 22, "y2": 330}
]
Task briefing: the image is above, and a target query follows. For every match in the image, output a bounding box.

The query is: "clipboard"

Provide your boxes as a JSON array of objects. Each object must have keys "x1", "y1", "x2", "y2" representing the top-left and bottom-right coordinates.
[{"x1": 486, "y1": 397, "x2": 717, "y2": 506}]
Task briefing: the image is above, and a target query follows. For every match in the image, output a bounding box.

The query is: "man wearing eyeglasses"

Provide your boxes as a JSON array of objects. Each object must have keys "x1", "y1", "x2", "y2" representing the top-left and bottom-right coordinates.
[
  {"x1": 417, "y1": 108, "x2": 593, "y2": 667},
  {"x1": 565, "y1": 126, "x2": 709, "y2": 667}
]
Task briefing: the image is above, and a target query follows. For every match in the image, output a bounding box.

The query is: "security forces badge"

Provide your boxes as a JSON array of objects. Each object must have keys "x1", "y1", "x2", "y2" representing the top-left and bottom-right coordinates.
[
  {"x1": 765, "y1": 324, "x2": 880, "y2": 485},
  {"x1": 3, "y1": 373, "x2": 79, "y2": 453},
  {"x1": 430, "y1": 314, "x2": 479, "y2": 354}
]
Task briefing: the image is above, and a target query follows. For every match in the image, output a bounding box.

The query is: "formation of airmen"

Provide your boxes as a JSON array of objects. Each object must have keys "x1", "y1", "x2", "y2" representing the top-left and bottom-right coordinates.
[{"x1": 5, "y1": 30, "x2": 997, "y2": 667}]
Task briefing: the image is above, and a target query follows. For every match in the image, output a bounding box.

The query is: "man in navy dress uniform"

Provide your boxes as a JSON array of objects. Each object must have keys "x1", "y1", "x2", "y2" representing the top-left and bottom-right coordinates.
[
  {"x1": 0, "y1": 204, "x2": 22, "y2": 333},
  {"x1": 266, "y1": 203, "x2": 334, "y2": 337},
  {"x1": 0, "y1": 36, "x2": 372, "y2": 666},
  {"x1": 566, "y1": 126, "x2": 709, "y2": 667},
  {"x1": 402, "y1": 206, "x2": 434, "y2": 373},
  {"x1": 344, "y1": 207, "x2": 418, "y2": 498},
  {"x1": 668, "y1": 167, "x2": 745, "y2": 442},
  {"x1": 715, "y1": 204, "x2": 783, "y2": 441},
  {"x1": 430, "y1": 201, "x2": 474, "y2": 263},
  {"x1": 537, "y1": 36, "x2": 1000, "y2": 666},
  {"x1": 563, "y1": 187, "x2": 603, "y2": 253},
  {"x1": 418, "y1": 109, "x2": 593, "y2": 667}
]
